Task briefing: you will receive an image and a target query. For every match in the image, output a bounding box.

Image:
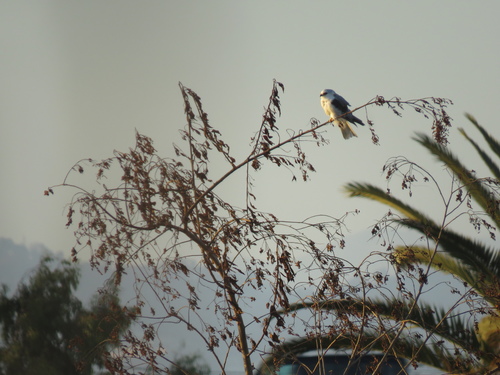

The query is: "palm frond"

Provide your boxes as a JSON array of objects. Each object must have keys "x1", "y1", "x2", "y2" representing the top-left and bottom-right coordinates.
[
  {"x1": 284, "y1": 297, "x2": 480, "y2": 354},
  {"x1": 466, "y1": 113, "x2": 500, "y2": 162},
  {"x1": 259, "y1": 328, "x2": 474, "y2": 374},
  {"x1": 394, "y1": 245, "x2": 478, "y2": 288},
  {"x1": 344, "y1": 183, "x2": 500, "y2": 283},
  {"x1": 413, "y1": 133, "x2": 500, "y2": 226},
  {"x1": 346, "y1": 179, "x2": 500, "y2": 281},
  {"x1": 396, "y1": 220, "x2": 500, "y2": 283},
  {"x1": 459, "y1": 127, "x2": 500, "y2": 181},
  {"x1": 344, "y1": 182, "x2": 437, "y2": 227},
  {"x1": 369, "y1": 298, "x2": 479, "y2": 350}
]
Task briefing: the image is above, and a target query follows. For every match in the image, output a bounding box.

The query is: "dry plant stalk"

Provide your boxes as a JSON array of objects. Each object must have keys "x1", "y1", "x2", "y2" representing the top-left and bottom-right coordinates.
[{"x1": 47, "y1": 80, "x2": 455, "y2": 375}]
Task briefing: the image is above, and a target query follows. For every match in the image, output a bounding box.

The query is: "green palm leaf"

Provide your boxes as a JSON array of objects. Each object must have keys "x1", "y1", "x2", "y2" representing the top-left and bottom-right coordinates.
[
  {"x1": 465, "y1": 113, "x2": 500, "y2": 163},
  {"x1": 346, "y1": 183, "x2": 500, "y2": 287},
  {"x1": 261, "y1": 321, "x2": 473, "y2": 373},
  {"x1": 413, "y1": 132, "x2": 500, "y2": 226},
  {"x1": 270, "y1": 297, "x2": 480, "y2": 371},
  {"x1": 459, "y1": 127, "x2": 500, "y2": 181},
  {"x1": 344, "y1": 182, "x2": 437, "y2": 226},
  {"x1": 396, "y1": 221, "x2": 500, "y2": 280}
]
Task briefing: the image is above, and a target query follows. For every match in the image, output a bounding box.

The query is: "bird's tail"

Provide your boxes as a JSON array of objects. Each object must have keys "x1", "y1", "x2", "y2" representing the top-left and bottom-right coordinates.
[
  {"x1": 338, "y1": 120, "x2": 358, "y2": 139},
  {"x1": 345, "y1": 113, "x2": 365, "y2": 126}
]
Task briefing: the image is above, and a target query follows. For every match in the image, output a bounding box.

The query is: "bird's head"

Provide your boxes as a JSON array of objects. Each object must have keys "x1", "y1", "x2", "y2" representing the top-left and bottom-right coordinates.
[{"x1": 320, "y1": 89, "x2": 336, "y2": 98}]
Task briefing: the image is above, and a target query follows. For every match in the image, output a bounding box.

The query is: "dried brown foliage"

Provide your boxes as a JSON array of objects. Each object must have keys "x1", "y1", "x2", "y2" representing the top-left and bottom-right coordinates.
[{"x1": 47, "y1": 80, "x2": 455, "y2": 374}]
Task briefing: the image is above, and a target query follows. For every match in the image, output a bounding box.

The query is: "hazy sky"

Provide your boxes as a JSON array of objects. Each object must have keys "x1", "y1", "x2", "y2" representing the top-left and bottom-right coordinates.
[
  {"x1": 2, "y1": 2, "x2": 499, "y2": 373},
  {"x1": 2, "y1": 2, "x2": 500, "y2": 254}
]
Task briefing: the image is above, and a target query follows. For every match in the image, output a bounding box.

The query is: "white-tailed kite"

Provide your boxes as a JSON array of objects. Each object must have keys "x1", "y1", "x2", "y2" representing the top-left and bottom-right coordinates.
[{"x1": 320, "y1": 89, "x2": 365, "y2": 139}]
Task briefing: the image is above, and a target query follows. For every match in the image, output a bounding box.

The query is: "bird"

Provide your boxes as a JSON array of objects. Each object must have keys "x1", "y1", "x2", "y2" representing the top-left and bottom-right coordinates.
[{"x1": 320, "y1": 89, "x2": 365, "y2": 139}]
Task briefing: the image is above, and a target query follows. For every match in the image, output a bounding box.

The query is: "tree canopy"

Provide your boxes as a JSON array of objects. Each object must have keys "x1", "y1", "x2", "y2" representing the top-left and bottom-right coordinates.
[{"x1": 0, "y1": 256, "x2": 132, "y2": 375}]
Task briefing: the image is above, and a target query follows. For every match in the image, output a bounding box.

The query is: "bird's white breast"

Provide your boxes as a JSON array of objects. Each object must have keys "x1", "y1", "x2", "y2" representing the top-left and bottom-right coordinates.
[{"x1": 321, "y1": 96, "x2": 339, "y2": 119}]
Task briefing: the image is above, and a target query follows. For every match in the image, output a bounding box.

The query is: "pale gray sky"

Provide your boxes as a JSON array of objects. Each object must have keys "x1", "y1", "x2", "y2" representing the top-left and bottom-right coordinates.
[
  {"x1": 1, "y1": 2, "x2": 499, "y2": 372},
  {"x1": 2, "y1": 1, "x2": 499, "y2": 255}
]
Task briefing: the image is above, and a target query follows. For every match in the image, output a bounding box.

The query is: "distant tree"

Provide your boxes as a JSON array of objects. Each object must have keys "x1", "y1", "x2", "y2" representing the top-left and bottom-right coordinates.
[
  {"x1": 168, "y1": 353, "x2": 211, "y2": 375},
  {"x1": 0, "y1": 256, "x2": 132, "y2": 375}
]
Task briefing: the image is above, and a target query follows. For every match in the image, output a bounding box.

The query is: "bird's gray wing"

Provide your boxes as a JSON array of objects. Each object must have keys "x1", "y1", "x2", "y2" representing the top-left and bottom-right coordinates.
[
  {"x1": 332, "y1": 94, "x2": 364, "y2": 125},
  {"x1": 330, "y1": 94, "x2": 351, "y2": 114}
]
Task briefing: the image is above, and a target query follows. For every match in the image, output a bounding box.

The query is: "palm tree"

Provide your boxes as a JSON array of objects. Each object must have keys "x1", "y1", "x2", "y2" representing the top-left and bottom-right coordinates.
[{"x1": 264, "y1": 115, "x2": 500, "y2": 374}]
